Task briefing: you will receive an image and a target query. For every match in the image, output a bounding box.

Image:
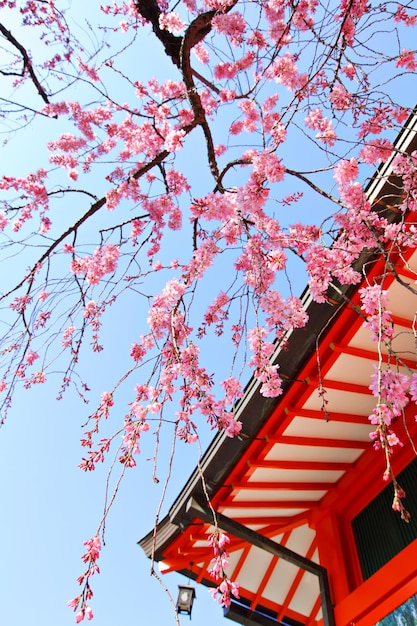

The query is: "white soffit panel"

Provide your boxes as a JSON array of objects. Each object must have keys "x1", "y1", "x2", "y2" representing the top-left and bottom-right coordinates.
[
  {"x1": 284, "y1": 524, "x2": 316, "y2": 556},
  {"x1": 325, "y1": 353, "x2": 376, "y2": 386},
  {"x1": 387, "y1": 274, "x2": 417, "y2": 319},
  {"x1": 249, "y1": 467, "x2": 345, "y2": 483},
  {"x1": 264, "y1": 443, "x2": 363, "y2": 464},
  {"x1": 302, "y1": 387, "x2": 375, "y2": 414},
  {"x1": 283, "y1": 416, "x2": 373, "y2": 441},
  {"x1": 235, "y1": 547, "x2": 277, "y2": 593},
  {"x1": 348, "y1": 321, "x2": 412, "y2": 355},
  {"x1": 262, "y1": 559, "x2": 308, "y2": 606},
  {"x1": 289, "y1": 566, "x2": 321, "y2": 616},
  {"x1": 220, "y1": 507, "x2": 308, "y2": 518},
  {"x1": 226, "y1": 548, "x2": 245, "y2": 574},
  {"x1": 230, "y1": 490, "x2": 327, "y2": 503}
]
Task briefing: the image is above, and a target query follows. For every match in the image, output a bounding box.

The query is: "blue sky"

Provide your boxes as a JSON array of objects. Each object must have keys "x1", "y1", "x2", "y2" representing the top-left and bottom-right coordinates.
[{"x1": 0, "y1": 375, "x2": 230, "y2": 625}]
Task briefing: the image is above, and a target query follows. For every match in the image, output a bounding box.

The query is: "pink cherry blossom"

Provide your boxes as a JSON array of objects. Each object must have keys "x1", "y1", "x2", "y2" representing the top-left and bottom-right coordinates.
[
  {"x1": 70, "y1": 244, "x2": 120, "y2": 285},
  {"x1": 0, "y1": 211, "x2": 9, "y2": 230},
  {"x1": 360, "y1": 284, "x2": 394, "y2": 342},
  {"x1": 334, "y1": 158, "x2": 359, "y2": 185},
  {"x1": 38, "y1": 291, "x2": 49, "y2": 302},
  {"x1": 212, "y1": 12, "x2": 246, "y2": 46},
  {"x1": 359, "y1": 139, "x2": 393, "y2": 165},
  {"x1": 305, "y1": 108, "x2": 337, "y2": 145},
  {"x1": 329, "y1": 83, "x2": 351, "y2": 110},
  {"x1": 164, "y1": 129, "x2": 186, "y2": 152},
  {"x1": 158, "y1": 12, "x2": 185, "y2": 34},
  {"x1": 266, "y1": 52, "x2": 307, "y2": 90},
  {"x1": 194, "y1": 41, "x2": 210, "y2": 63},
  {"x1": 25, "y1": 350, "x2": 39, "y2": 366},
  {"x1": 396, "y1": 49, "x2": 417, "y2": 71},
  {"x1": 62, "y1": 326, "x2": 76, "y2": 348}
]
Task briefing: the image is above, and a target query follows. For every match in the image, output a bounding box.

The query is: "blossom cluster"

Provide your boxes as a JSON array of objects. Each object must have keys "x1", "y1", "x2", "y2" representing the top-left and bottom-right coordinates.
[
  {"x1": 207, "y1": 531, "x2": 240, "y2": 608},
  {"x1": 360, "y1": 285, "x2": 394, "y2": 343},
  {"x1": 68, "y1": 535, "x2": 101, "y2": 623},
  {"x1": 70, "y1": 244, "x2": 120, "y2": 285},
  {"x1": 304, "y1": 108, "x2": 337, "y2": 146}
]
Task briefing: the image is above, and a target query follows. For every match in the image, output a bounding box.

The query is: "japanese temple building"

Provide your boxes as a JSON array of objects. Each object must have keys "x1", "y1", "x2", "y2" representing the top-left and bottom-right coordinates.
[{"x1": 139, "y1": 113, "x2": 417, "y2": 626}]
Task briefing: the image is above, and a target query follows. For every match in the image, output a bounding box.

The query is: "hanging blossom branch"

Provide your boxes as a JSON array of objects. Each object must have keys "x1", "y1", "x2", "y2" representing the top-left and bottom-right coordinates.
[
  {"x1": 196, "y1": 456, "x2": 240, "y2": 608},
  {"x1": 363, "y1": 283, "x2": 413, "y2": 522}
]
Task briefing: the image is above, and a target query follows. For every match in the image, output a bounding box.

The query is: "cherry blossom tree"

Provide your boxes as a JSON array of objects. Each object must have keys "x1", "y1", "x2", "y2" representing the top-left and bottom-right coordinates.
[{"x1": 1, "y1": 0, "x2": 417, "y2": 620}]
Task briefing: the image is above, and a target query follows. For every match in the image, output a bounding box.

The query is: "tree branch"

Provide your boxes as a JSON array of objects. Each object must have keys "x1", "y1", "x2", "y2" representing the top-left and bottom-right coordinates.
[
  {"x1": 0, "y1": 22, "x2": 50, "y2": 104},
  {"x1": 134, "y1": 0, "x2": 182, "y2": 66}
]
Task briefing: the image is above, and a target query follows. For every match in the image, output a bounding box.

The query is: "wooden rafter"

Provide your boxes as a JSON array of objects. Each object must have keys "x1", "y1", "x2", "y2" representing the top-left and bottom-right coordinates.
[
  {"x1": 284, "y1": 407, "x2": 370, "y2": 423},
  {"x1": 331, "y1": 342, "x2": 416, "y2": 369}
]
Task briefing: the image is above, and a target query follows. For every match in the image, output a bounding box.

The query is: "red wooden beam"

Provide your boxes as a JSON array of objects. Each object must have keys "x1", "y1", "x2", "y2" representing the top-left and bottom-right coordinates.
[
  {"x1": 307, "y1": 595, "x2": 323, "y2": 626},
  {"x1": 391, "y1": 312, "x2": 416, "y2": 328},
  {"x1": 334, "y1": 539, "x2": 417, "y2": 626},
  {"x1": 229, "y1": 544, "x2": 251, "y2": 580},
  {"x1": 254, "y1": 513, "x2": 312, "y2": 535},
  {"x1": 284, "y1": 406, "x2": 369, "y2": 424},
  {"x1": 393, "y1": 266, "x2": 417, "y2": 281},
  {"x1": 309, "y1": 377, "x2": 373, "y2": 395},
  {"x1": 196, "y1": 559, "x2": 211, "y2": 584}
]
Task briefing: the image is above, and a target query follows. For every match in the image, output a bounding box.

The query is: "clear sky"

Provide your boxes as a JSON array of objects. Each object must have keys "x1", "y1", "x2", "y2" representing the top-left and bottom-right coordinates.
[{"x1": 0, "y1": 375, "x2": 231, "y2": 626}]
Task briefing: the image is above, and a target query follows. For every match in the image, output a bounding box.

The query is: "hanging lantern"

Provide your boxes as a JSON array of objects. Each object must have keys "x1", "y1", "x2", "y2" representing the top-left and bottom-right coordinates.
[{"x1": 176, "y1": 585, "x2": 196, "y2": 619}]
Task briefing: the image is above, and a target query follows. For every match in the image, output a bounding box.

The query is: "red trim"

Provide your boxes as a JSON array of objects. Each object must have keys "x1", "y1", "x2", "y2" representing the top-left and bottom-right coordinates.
[
  {"x1": 357, "y1": 578, "x2": 417, "y2": 626},
  {"x1": 334, "y1": 539, "x2": 417, "y2": 626},
  {"x1": 227, "y1": 515, "x2": 312, "y2": 526},
  {"x1": 392, "y1": 312, "x2": 417, "y2": 327},
  {"x1": 309, "y1": 377, "x2": 373, "y2": 395},
  {"x1": 230, "y1": 544, "x2": 251, "y2": 580},
  {"x1": 285, "y1": 407, "x2": 370, "y2": 424},
  {"x1": 307, "y1": 595, "x2": 322, "y2": 626},
  {"x1": 314, "y1": 509, "x2": 350, "y2": 603},
  {"x1": 321, "y1": 404, "x2": 417, "y2": 519}
]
